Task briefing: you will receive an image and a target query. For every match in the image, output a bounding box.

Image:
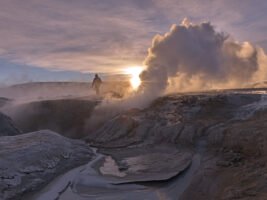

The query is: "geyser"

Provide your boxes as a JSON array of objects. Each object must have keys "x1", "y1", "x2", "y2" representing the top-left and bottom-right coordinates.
[
  {"x1": 138, "y1": 18, "x2": 267, "y2": 100},
  {"x1": 97, "y1": 19, "x2": 267, "y2": 109}
]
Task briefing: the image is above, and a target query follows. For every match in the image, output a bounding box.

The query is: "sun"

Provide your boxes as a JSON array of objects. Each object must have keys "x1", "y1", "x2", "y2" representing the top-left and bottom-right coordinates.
[{"x1": 123, "y1": 66, "x2": 143, "y2": 90}]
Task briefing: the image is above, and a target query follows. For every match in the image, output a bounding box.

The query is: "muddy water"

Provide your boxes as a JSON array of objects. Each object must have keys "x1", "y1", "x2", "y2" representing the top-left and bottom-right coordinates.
[
  {"x1": 25, "y1": 139, "x2": 206, "y2": 200},
  {"x1": 26, "y1": 148, "x2": 151, "y2": 200}
]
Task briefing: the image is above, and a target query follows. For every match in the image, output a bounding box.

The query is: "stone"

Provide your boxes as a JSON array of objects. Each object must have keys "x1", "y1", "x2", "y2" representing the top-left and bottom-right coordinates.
[
  {"x1": 0, "y1": 112, "x2": 22, "y2": 136},
  {"x1": 0, "y1": 130, "x2": 94, "y2": 200}
]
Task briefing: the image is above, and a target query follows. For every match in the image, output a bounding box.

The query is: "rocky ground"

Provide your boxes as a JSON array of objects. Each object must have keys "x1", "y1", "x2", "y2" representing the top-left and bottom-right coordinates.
[
  {"x1": 85, "y1": 90, "x2": 267, "y2": 200},
  {"x1": 1, "y1": 87, "x2": 267, "y2": 199},
  {"x1": 3, "y1": 99, "x2": 98, "y2": 139},
  {"x1": 0, "y1": 113, "x2": 22, "y2": 136},
  {"x1": 0, "y1": 130, "x2": 95, "y2": 200}
]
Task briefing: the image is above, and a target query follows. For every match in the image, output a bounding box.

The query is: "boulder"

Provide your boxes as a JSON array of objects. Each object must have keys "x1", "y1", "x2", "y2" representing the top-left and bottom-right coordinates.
[
  {"x1": 0, "y1": 130, "x2": 95, "y2": 200},
  {"x1": 0, "y1": 112, "x2": 22, "y2": 136}
]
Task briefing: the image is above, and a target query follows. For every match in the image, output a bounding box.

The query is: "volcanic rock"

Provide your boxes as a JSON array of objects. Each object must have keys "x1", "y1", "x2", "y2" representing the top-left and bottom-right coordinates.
[{"x1": 0, "y1": 130, "x2": 94, "y2": 200}]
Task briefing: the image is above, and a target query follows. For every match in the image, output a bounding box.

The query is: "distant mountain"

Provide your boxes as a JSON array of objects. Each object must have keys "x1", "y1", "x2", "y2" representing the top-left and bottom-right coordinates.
[{"x1": 0, "y1": 81, "x2": 130, "y2": 100}]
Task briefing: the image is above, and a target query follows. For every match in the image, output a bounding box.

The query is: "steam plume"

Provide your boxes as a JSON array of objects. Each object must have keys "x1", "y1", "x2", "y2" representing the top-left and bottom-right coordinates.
[{"x1": 139, "y1": 18, "x2": 267, "y2": 99}]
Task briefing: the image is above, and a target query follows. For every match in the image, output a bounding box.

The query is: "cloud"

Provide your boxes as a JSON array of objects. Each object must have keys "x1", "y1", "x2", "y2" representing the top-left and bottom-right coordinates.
[
  {"x1": 0, "y1": 0, "x2": 266, "y2": 74},
  {"x1": 0, "y1": 0, "x2": 158, "y2": 72}
]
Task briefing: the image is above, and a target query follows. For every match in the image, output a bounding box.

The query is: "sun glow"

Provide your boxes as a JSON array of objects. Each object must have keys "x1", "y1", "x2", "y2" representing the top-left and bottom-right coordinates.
[{"x1": 124, "y1": 66, "x2": 143, "y2": 90}]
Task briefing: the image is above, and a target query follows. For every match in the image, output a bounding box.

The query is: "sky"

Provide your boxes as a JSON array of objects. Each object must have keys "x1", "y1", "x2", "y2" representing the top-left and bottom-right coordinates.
[{"x1": 0, "y1": 0, "x2": 267, "y2": 84}]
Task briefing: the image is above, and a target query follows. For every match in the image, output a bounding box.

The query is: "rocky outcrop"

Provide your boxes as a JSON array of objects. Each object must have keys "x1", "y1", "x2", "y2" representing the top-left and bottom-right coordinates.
[
  {"x1": 86, "y1": 115, "x2": 138, "y2": 147},
  {"x1": 86, "y1": 93, "x2": 262, "y2": 148},
  {"x1": 0, "y1": 112, "x2": 22, "y2": 136},
  {"x1": 85, "y1": 91, "x2": 267, "y2": 199},
  {"x1": 2, "y1": 90, "x2": 267, "y2": 200},
  {"x1": 0, "y1": 130, "x2": 95, "y2": 200},
  {"x1": 3, "y1": 99, "x2": 98, "y2": 139}
]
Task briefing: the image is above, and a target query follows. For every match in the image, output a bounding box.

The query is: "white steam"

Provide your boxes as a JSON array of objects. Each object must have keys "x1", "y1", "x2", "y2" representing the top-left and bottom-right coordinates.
[{"x1": 138, "y1": 19, "x2": 267, "y2": 100}]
